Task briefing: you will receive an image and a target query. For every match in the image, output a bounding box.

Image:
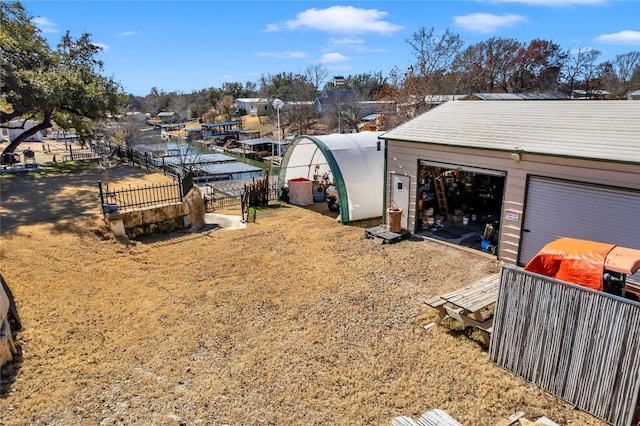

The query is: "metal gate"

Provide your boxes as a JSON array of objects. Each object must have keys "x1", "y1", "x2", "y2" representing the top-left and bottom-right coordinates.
[{"x1": 520, "y1": 176, "x2": 640, "y2": 266}]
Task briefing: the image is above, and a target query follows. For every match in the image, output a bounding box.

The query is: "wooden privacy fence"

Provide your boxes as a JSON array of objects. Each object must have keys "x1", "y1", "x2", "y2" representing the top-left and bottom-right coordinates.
[{"x1": 490, "y1": 266, "x2": 640, "y2": 426}]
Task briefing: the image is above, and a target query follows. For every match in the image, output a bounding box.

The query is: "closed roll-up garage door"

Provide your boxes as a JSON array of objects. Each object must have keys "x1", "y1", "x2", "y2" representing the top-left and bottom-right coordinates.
[{"x1": 519, "y1": 176, "x2": 640, "y2": 266}]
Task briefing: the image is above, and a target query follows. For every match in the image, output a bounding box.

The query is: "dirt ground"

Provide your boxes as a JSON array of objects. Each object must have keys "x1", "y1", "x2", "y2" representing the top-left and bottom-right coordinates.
[{"x1": 0, "y1": 161, "x2": 611, "y2": 426}]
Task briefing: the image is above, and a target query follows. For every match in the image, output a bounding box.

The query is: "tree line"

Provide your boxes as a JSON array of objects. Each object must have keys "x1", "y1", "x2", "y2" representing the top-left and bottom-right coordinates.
[{"x1": 2, "y1": 0, "x2": 639, "y2": 161}]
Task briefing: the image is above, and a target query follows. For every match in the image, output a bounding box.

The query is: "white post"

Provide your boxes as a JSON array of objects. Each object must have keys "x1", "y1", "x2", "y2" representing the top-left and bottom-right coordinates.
[
  {"x1": 272, "y1": 98, "x2": 284, "y2": 157},
  {"x1": 277, "y1": 106, "x2": 281, "y2": 156}
]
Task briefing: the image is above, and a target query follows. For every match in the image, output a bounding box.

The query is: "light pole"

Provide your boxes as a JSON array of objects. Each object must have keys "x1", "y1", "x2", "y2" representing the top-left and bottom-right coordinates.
[
  {"x1": 337, "y1": 103, "x2": 341, "y2": 134},
  {"x1": 272, "y1": 98, "x2": 284, "y2": 156},
  {"x1": 333, "y1": 76, "x2": 344, "y2": 134}
]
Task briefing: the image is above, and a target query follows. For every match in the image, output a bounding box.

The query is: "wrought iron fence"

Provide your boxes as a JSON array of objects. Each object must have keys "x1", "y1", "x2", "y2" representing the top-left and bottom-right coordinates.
[
  {"x1": 204, "y1": 194, "x2": 243, "y2": 212},
  {"x1": 62, "y1": 146, "x2": 103, "y2": 162},
  {"x1": 202, "y1": 178, "x2": 279, "y2": 213},
  {"x1": 98, "y1": 173, "x2": 194, "y2": 213}
]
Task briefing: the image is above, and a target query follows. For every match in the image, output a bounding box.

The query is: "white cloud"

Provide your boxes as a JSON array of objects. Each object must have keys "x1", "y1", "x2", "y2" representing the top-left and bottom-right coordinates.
[
  {"x1": 323, "y1": 37, "x2": 386, "y2": 54},
  {"x1": 319, "y1": 52, "x2": 349, "y2": 63},
  {"x1": 266, "y1": 6, "x2": 403, "y2": 35},
  {"x1": 594, "y1": 30, "x2": 640, "y2": 45},
  {"x1": 255, "y1": 51, "x2": 310, "y2": 59},
  {"x1": 453, "y1": 13, "x2": 526, "y2": 34},
  {"x1": 32, "y1": 17, "x2": 58, "y2": 33},
  {"x1": 119, "y1": 31, "x2": 136, "y2": 37},
  {"x1": 489, "y1": 0, "x2": 605, "y2": 5},
  {"x1": 328, "y1": 37, "x2": 365, "y2": 46}
]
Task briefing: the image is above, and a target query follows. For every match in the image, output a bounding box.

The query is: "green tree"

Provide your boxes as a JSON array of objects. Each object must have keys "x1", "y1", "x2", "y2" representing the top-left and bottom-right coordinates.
[{"x1": 0, "y1": 1, "x2": 123, "y2": 162}]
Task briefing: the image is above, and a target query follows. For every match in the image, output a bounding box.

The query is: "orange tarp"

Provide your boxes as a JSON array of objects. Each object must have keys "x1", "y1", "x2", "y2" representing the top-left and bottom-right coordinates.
[{"x1": 524, "y1": 237, "x2": 616, "y2": 291}]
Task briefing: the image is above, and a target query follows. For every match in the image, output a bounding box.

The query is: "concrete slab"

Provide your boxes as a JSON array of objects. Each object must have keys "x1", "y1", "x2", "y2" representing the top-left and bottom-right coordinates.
[{"x1": 204, "y1": 213, "x2": 246, "y2": 231}]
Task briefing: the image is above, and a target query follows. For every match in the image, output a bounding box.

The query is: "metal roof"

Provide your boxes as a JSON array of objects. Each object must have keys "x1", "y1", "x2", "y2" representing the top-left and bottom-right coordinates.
[
  {"x1": 238, "y1": 138, "x2": 287, "y2": 147},
  {"x1": 469, "y1": 92, "x2": 567, "y2": 100},
  {"x1": 196, "y1": 162, "x2": 264, "y2": 175},
  {"x1": 361, "y1": 113, "x2": 380, "y2": 121},
  {"x1": 159, "y1": 153, "x2": 235, "y2": 166},
  {"x1": 201, "y1": 121, "x2": 243, "y2": 128},
  {"x1": 381, "y1": 100, "x2": 640, "y2": 164},
  {"x1": 239, "y1": 137, "x2": 276, "y2": 146}
]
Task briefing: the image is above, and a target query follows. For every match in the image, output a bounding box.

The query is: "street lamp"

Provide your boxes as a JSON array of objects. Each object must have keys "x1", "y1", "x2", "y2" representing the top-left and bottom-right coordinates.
[
  {"x1": 272, "y1": 98, "x2": 284, "y2": 156},
  {"x1": 333, "y1": 76, "x2": 344, "y2": 134}
]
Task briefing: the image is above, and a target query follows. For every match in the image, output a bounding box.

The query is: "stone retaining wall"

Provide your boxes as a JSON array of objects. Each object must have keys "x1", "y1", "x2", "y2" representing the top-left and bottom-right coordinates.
[{"x1": 105, "y1": 186, "x2": 205, "y2": 238}]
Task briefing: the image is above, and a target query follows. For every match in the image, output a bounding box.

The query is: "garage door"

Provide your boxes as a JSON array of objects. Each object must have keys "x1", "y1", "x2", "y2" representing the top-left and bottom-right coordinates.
[{"x1": 519, "y1": 177, "x2": 640, "y2": 266}]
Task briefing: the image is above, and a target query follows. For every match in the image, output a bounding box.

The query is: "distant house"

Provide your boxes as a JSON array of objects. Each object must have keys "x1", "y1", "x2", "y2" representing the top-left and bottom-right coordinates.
[
  {"x1": 314, "y1": 90, "x2": 359, "y2": 115},
  {"x1": 235, "y1": 98, "x2": 271, "y2": 117},
  {"x1": 2, "y1": 120, "x2": 44, "y2": 143},
  {"x1": 158, "y1": 111, "x2": 179, "y2": 124},
  {"x1": 571, "y1": 89, "x2": 612, "y2": 100},
  {"x1": 627, "y1": 89, "x2": 640, "y2": 100},
  {"x1": 126, "y1": 111, "x2": 147, "y2": 122}
]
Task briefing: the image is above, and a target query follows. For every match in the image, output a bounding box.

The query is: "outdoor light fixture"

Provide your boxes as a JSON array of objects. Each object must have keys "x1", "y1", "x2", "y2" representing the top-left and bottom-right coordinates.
[{"x1": 511, "y1": 153, "x2": 521, "y2": 162}]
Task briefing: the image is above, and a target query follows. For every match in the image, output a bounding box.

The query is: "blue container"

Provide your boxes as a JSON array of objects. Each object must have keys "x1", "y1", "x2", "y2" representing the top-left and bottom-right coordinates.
[
  {"x1": 481, "y1": 239, "x2": 492, "y2": 251},
  {"x1": 103, "y1": 203, "x2": 120, "y2": 214},
  {"x1": 312, "y1": 185, "x2": 325, "y2": 202}
]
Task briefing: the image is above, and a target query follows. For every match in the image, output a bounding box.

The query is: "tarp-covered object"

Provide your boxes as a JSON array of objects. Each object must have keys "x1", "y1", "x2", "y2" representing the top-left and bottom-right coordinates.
[
  {"x1": 279, "y1": 132, "x2": 385, "y2": 223},
  {"x1": 524, "y1": 237, "x2": 616, "y2": 290},
  {"x1": 287, "y1": 177, "x2": 313, "y2": 206}
]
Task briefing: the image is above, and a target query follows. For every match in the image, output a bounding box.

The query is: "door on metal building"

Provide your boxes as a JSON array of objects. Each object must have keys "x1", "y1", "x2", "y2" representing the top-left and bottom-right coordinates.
[
  {"x1": 390, "y1": 174, "x2": 410, "y2": 230},
  {"x1": 519, "y1": 176, "x2": 640, "y2": 268}
]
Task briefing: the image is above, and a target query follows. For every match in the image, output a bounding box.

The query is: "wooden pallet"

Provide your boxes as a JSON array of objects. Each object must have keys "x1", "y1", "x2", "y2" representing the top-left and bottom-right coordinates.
[{"x1": 364, "y1": 226, "x2": 410, "y2": 244}]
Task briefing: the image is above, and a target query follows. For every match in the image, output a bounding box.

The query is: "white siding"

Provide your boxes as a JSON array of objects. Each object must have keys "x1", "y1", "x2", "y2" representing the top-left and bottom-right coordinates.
[{"x1": 386, "y1": 141, "x2": 640, "y2": 264}]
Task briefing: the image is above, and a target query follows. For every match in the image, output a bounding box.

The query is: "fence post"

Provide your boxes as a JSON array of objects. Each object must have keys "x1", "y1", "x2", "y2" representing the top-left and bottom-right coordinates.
[
  {"x1": 179, "y1": 172, "x2": 193, "y2": 201},
  {"x1": 98, "y1": 181, "x2": 105, "y2": 212},
  {"x1": 69, "y1": 145, "x2": 74, "y2": 161}
]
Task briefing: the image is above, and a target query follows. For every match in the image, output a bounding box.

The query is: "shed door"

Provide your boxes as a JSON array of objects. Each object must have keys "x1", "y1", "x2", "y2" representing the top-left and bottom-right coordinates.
[
  {"x1": 390, "y1": 174, "x2": 410, "y2": 230},
  {"x1": 519, "y1": 176, "x2": 640, "y2": 266}
]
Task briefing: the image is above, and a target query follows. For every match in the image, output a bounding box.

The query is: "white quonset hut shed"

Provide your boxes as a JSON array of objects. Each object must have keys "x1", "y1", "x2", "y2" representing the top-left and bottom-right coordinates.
[
  {"x1": 380, "y1": 100, "x2": 640, "y2": 266},
  {"x1": 279, "y1": 132, "x2": 385, "y2": 223}
]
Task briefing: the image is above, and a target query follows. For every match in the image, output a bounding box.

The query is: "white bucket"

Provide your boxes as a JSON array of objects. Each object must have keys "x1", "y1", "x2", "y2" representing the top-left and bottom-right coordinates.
[{"x1": 462, "y1": 216, "x2": 470, "y2": 225}]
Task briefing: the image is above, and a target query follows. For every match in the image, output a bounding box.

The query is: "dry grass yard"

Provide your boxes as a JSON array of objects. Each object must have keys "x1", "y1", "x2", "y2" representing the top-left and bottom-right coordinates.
[{"x1": 0, "y1": 163, "x2": 611, "y2": 426}]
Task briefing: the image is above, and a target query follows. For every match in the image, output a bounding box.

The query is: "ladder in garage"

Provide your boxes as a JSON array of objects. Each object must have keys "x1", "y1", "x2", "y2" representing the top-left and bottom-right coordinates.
[{"x1": 430, "y1": 167, "x2": 449, "y2": 215}]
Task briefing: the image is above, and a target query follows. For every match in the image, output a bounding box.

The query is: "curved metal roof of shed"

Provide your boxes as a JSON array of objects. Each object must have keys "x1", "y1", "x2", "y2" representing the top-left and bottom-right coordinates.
[{"x1": 381, "y1": 100, "x2": 640, "y2": 165}]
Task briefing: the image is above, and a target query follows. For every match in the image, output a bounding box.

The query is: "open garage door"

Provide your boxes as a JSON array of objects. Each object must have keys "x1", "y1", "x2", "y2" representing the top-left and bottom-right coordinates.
[{"x1": 519, "y1": 177, "x2": 640, "y2": 266}]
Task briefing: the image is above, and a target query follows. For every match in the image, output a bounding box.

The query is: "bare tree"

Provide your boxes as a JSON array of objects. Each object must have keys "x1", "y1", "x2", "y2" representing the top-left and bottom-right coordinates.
[
  {"x1": 105, "y1": 117, "x2": 145, "y2": 149},
  {"x1": 561, "y1": 46, "x2": 601, "y2": 98},
  {"x1": 304, "y1": 64, "x2": 329, "y2": 97},
  {"x1": 403, "y1": 27, "x2": 464, "y2": 112},
  {"x1": 599, "y1": 51, "x2": 640, "y2": 99}
]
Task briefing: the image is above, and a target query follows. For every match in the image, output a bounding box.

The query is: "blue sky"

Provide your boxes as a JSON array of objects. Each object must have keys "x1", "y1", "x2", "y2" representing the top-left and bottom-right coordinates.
[{"x1": 23, "y1": 0, "x2": 640, "y2": 96}]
